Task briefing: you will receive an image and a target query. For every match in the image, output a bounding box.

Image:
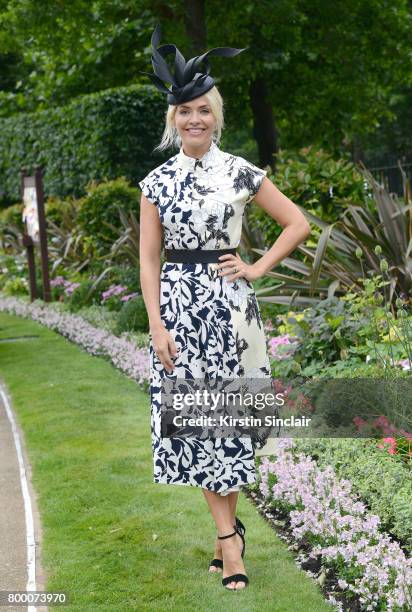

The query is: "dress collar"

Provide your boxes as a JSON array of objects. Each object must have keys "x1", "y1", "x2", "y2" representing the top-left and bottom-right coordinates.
[{"x1": 177, "y1": 140, "x2": 223, "y2": 172}]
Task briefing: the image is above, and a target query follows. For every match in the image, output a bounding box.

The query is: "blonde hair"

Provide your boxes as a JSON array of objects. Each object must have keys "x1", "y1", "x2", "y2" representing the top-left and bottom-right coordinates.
[{"x1": 154, "y1": 86, "x2": 224, "y2": 152}]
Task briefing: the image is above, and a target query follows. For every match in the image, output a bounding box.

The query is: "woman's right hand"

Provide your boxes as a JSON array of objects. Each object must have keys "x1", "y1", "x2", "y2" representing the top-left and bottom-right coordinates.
[{"x1": 151, "y1": 325, "x2": 178, "y2": 373}]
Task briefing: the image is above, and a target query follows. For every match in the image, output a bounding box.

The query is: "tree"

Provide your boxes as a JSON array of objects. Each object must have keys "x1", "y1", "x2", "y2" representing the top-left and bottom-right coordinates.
[{"x1": 0, "y1": 0, "x2": 410, "y2": 170}]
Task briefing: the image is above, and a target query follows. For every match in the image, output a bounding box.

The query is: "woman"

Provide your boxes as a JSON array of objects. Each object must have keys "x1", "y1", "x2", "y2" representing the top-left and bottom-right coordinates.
[{"x1": 139, "y1": 24, "x2": 311, "y2": 591}]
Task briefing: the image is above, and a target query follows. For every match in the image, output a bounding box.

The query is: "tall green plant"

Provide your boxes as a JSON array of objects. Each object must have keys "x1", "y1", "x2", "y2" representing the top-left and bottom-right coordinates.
[
  {"x1": 250, "y1": 163, "x2": 412, "y2": 307},
  {"x1": 45, "y1": 198, "x2": 92, "y2": 275},
  {"x1": 103, "y1": 208, "x2": 141, "y2": 268}
]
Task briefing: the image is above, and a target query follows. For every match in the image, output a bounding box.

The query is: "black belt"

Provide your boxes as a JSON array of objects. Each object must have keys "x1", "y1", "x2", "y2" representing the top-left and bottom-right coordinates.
[{"x1": 164, "y1": 248, "x2": 237, "y2": 263}]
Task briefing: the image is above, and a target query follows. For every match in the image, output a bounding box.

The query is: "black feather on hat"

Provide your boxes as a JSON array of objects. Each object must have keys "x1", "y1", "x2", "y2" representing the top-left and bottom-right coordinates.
[{"x1": 140, "y1": 23, "x2": 247, "y2": 105}]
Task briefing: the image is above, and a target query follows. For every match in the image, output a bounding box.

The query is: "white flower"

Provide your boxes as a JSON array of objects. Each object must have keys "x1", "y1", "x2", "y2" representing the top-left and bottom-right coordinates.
[
  {"x1": 191, "y1": 205, "x2": 210, "y2": 231},
  {"x1": 223, "y1": 277, "x2": 249, "y2": 307}
]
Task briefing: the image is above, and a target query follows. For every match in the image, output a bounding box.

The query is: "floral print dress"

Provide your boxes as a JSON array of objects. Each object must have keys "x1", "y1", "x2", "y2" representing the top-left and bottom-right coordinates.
[{"x1": 139, "y1": 140, "x2": 272, "y2": 495}]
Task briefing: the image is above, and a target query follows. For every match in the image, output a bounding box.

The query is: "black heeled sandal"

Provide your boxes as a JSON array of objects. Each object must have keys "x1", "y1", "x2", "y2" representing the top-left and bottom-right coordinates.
[
  {"x1": 235, "y1": 516, "x2": 246, "y2": 558},
  {"x1": 208, "y1": 557, "x2": 223, "y2": 572},
  {"x1": 218, "y1": 529, "x2": 249, "y2": 589},
  {"x1": 209, "y1": 516, "x2": 246, "y2": 572}
]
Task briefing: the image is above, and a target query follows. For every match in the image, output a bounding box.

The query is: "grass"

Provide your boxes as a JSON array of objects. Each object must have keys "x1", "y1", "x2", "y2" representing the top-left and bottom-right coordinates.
[{"x1": 0, "y1": 311, "x2": 333, "y2": 611}]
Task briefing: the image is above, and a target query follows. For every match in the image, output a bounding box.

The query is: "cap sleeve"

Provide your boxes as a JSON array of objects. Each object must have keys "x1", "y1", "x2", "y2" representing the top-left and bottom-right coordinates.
[
  {"x1": 139, "y1": 172, "x2": 158, "y2": 206},
  {"x1": 239, "y1": 158, "x2": 267, "y2": 204}
]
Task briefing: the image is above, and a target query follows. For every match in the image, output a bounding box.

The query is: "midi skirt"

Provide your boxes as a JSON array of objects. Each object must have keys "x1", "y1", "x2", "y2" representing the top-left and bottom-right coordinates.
[{"x1": 149, "y1": 260, "x2": 273, "y2": 495}]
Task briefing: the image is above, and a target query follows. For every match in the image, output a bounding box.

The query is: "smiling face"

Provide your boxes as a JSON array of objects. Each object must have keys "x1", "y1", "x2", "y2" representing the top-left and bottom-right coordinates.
[{"x1": 174, "y1": 95, "x2": 217, "y2": 153}]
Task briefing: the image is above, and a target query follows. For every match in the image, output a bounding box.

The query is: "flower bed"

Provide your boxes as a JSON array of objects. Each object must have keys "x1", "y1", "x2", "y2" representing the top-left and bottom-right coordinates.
[
  {"x1": 292, "y1": 438, "x2": 412, "y2": 554},
  {"x1": 257, "y1": 439, "x2": 412, "y2": 611}
]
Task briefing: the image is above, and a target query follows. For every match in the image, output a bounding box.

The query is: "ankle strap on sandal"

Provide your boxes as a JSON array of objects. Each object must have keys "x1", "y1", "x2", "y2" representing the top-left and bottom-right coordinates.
[
  {"x1": 217, "y1": 529, "x2": 237, "y2": 540},
  {"x1": 235, "y1": 517, "x2": 246, "y2": 536}
]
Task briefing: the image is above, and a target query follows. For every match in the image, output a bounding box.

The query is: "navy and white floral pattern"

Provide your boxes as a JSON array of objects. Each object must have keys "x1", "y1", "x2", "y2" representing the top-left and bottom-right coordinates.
[{"x1": 139, "y1": 140, "x2": 273, "y2": 495}]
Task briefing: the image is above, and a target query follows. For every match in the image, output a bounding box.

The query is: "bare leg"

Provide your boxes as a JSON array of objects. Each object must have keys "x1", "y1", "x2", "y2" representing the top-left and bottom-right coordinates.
[
  {"x1": 202, "y1": 489, "x2": 246, "y2": 589},
  {"x1": 227, "y1": 491, "x2": 239, "y2": 521},
  {"x1": 213, "y1": 490, "x2": 240, "y2": 561},
  {"x1": 205, "y1": 490, "x2": 241, "y2": 570}
]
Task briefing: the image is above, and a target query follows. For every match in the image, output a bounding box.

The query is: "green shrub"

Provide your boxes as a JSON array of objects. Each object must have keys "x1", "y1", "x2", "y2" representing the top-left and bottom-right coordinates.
[
  {"x1": 0, "y1": 203, "x2": 25, "y2": 231},
  {"x1": 104, "y1": 265, "x2": 140, "y2": 294},
  {"x1": 66, "y1": 303, "x2": 119, "y2": 334},
  {"x1": 0, "y1": 251, "x2": 25, "y2": 277},
  {"x1": 67, "y1": 279, "x2": 101, "y2": 312},
  {"x1": 45, "y1": 195, "x2": 79, "y2": 228},
  {"x1": 100, "y1": 288, "x2": 129, "y2": 313},
  {"x1": 280, "y1": 296, "x2": 367, "y2": 375},
  {"x1": 0, "y1": 251, "x2": 34, "y2": 296},
  {"x1": 250, "y1": 168, "x2": 412, "y2": 306},
  {"x1": 115, "y1": 296, "x2": 149, "y2": 334},
  {"x1": 258, "y1": 300, "x2": 286, "y2": 324},
  {"x1": 1, "y1": 275, "x2": 29, "y2": 296},
  {"x1": 76, "y1": 177, "x2": 140, "y2": 256},
  {"x1": 271, "y1": 279, "x2": 412, "y2": 377},
  {"x1": 247, "y1": 144, "x2": 371, "y2": 245}
]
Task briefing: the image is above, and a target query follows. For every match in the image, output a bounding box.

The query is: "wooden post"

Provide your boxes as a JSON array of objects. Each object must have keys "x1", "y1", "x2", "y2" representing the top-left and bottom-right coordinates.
[
  {"x1": 22, "y1": 233, "x2": 38, "y2": 301},
  {"x1": 34, "y1": 166, "x2": 51, "y2": 302},
  {"x1": 20, "y1": 167, "x2": 51, "y2": 302}
]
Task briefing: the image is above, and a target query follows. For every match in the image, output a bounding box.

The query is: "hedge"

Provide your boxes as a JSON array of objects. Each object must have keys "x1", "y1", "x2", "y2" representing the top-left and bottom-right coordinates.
[{"x1": 0, "y1": 83, "x2": 168, "y2": 207}]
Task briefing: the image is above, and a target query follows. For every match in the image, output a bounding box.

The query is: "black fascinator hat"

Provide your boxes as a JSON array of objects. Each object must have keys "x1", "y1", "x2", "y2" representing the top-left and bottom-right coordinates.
[{"x1": 140, "y1": 23, "x2": 247, "y2": 105}]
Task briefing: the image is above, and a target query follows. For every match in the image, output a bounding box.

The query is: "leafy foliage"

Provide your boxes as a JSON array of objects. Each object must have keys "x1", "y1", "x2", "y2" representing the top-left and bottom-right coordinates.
[
  {"x1": 0, "y1": 84, "x2": 167, "y2": 206},
  {"x1": 44, "y1": 198, "x2": 92, "y2": 276},
  {"x1": 66, "y1": 278, "x2": 103, "y2": 312},
  {"x1": 115, "y1": 296, "x2": 149, "y2": 334},
  {"x1": 251, "y1": 165, "x2": 412, "y2": 306},
  {"x1": 267, "y1": 270, "x2": 412, "y2": 378},
  {"x1": 247, "y1": 144, "x2": 371, "y2": 242},
  {"x1": 76, "y1": 177, "x2": 140, "y2": 257}
]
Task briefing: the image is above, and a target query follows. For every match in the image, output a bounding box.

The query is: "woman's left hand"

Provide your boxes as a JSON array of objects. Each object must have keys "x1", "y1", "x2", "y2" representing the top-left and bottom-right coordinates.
[{"x1": 217, "y1": 253, "x2": 262, "y2": 283}]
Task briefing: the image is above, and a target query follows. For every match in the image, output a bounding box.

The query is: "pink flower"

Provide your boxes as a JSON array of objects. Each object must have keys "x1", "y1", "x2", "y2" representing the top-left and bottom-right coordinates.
[
  {"x1": 268, "y1": 335, "x2": 298, "y2": 359},
  {"x1": 373, "y1": 415, "x2": 389, "y2": 428},
  {"x1": 353, "y1": 416, "x2": 367, "y2": 430},
  {"x1": 0, "y1": 294, "x2": 150, "y2": 387},
  {"x1": 120, "y1": 292, "x2": 139, "y2": 302},
  {"x1": 377, "y1": 437, "x2": 397, "y2": 455},
  {"x1": 101, "y1": 284, "x2": 129, "y2": 302},
  {"x1": 50, "y1": 276, "x2": 66, "y2": 287},
  {"x1": 64, "y1": 282, "x2": 80, "y2": 296},
  {"x1": 393, "y1": 358, "x2": 412, "y2": 370},
  {"x1": 257, "y1": 440, "x2": 412, "y2": 609}
]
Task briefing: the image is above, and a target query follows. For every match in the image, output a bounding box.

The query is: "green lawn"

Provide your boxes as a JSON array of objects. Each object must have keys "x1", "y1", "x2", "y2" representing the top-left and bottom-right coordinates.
[{"x1": 0, "y1": 312, "x2": 333, "y2": 611}]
